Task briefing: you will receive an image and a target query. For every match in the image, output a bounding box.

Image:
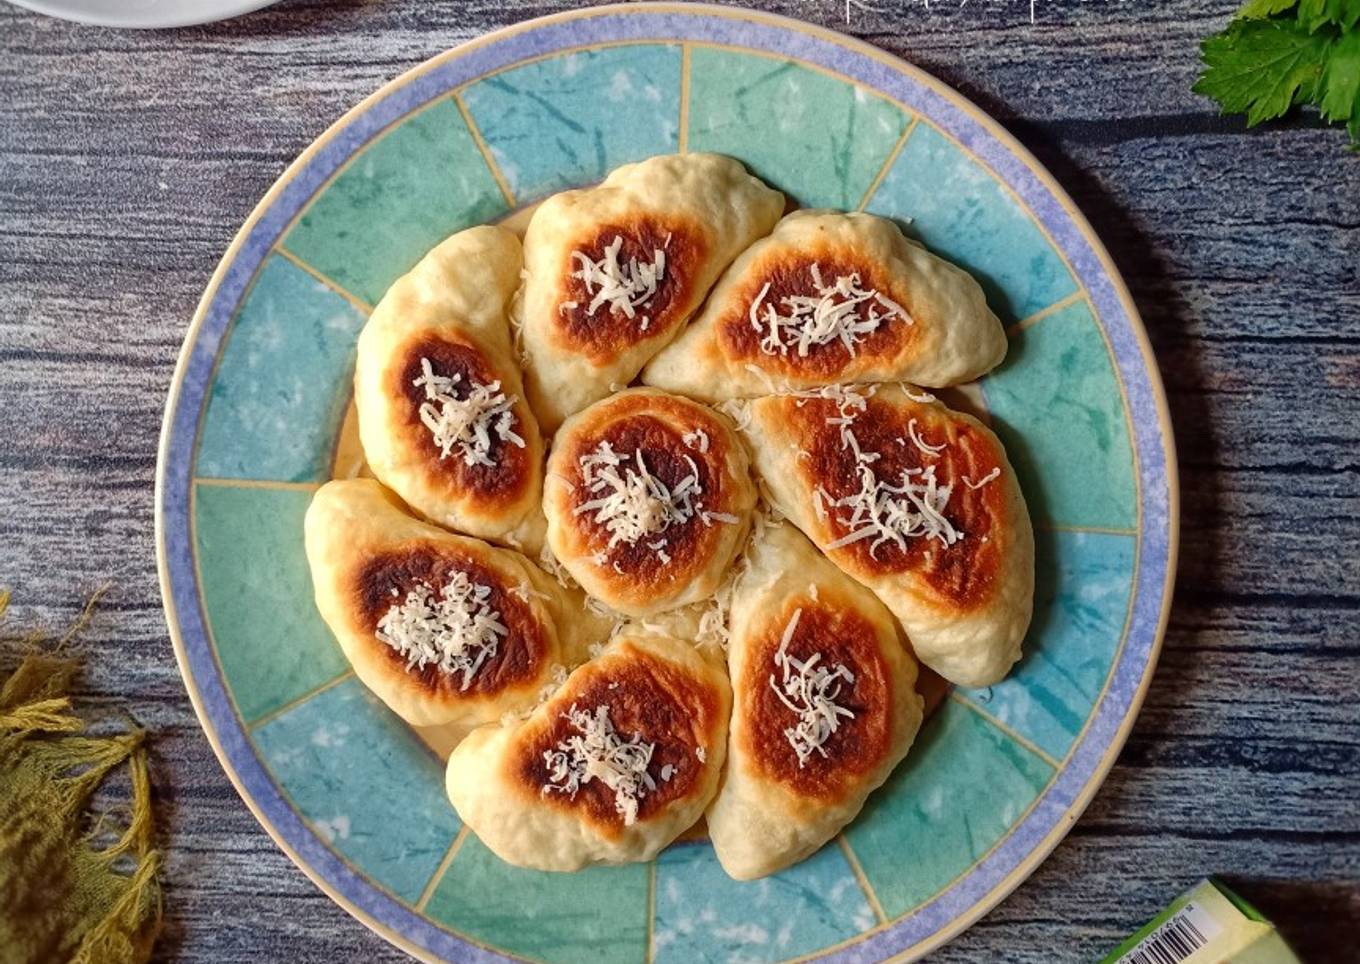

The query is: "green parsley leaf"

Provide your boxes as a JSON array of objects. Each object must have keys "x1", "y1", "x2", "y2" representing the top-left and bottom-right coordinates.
[
  {"x1": 1194, "y1": 18, "x2": 1331, "y2": 125},
  {"x1": 1241, "y1": 0, "x2": 1301, "y2": 19},
  {"x1": 1320, "y1": 29, "x2": 1360, "y2": 137},
  {"x1": 1298, "y1": 0, "x2": 1360, "y2": 31},
  {"x1": 1198, "y1": 0, "x2": 1360, "y2": 147}
]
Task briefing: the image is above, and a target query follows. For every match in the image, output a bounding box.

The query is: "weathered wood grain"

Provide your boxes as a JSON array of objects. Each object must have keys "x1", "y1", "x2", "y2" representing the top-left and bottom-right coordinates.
[{"x1": 1, "y1": 0, "x2": 1356, "y2": 961}]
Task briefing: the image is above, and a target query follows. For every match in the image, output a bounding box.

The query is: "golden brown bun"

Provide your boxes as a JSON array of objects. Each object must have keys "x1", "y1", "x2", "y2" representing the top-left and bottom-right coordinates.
[
  {"x1": 707, "y1": 521, "x2": 923, "y2": 879},
  {"x1": 445, "y1": 632, "x2": 731, "y2": 870},
  {"x1": 355, "y1": 225, "x2": 546, "y2": 553},
  {"x1": 741, "y1": 385, "x2": 1033, "y2": 686},
  {"x1": 544, "y1": 388, "x2": 757, "y2": 617},
  {"x1": 514, "y1": 154, "x2": 784, "y2": 431},
  {"x1": 304, "y1": 479, "x2": 610, "y2": 728},
  {"x1": 643, "y1": 210, "x2": 1006, "y2": 401}
]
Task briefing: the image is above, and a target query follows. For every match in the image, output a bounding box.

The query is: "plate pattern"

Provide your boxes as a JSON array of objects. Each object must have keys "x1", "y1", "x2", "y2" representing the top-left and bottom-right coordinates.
[{"x1": 156, "y1": 6, "x2": 1176, "y2": 962}]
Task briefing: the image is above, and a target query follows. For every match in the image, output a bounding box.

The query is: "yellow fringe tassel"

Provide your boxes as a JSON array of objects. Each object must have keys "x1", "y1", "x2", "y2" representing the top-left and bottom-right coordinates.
[{"x1": 0, "y1": 589, "x2": 162, "y2": 964}]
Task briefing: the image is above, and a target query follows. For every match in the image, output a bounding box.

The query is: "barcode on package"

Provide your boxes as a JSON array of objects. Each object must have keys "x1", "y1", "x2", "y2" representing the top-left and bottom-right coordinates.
[{"x1": 1117, "y1": 900, "x2": 1222, "y2": 964}]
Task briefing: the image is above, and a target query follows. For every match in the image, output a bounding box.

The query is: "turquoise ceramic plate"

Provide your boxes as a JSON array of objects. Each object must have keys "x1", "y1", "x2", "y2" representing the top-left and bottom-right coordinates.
[{"x1": 155, "y1": 5, "x2": 1177, "y2": 961}]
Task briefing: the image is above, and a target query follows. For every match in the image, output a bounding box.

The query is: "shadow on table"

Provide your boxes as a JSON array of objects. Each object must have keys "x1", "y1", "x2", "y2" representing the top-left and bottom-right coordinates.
[
  {"x1": 923, "y1": 71, "x2": 1215, "y2": 686},
  {"x1": 1219, "y1": 876, "x2": 1360, "y2": 963},
  {"x1": 929, "y1": 71, "x2": 1360, "y2": 964},
  {"x1": 146, "y1": 739, "x2": 187, "y2": 964}
]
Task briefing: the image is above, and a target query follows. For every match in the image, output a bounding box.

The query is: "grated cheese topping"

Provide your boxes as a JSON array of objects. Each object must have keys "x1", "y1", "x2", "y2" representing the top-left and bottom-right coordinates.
[
  {"x1": 573, "y1": 440, "x2": 736, "y2": 556},
  {"x1": 573, "y1": 441, "x2": 701, "y2": 548},
  {"x1": 717, "y1": 398, "x2": 753, "y2": 431},
  {"x1": 810, "y1": 389, "x2": 964, "y2": 558},
  {"x1": 541, "y1": 703, "x2": 656, "y2": 825},
  {"x1": 568, "y1": 234, "x2": 668, "y2": 327},
  {"x1": 907, "y1": 418, "x2": 946, "y2": 456},
  {"x1": 695, "y1": 576, "x2": 736, "y2": 652},
  {"x1": 824, "y1": 461, "x2": 962, "y2": 556},
  {"x1": 500, "y1": 662, "x2": 569, "y2": 727},
  {"x1": 647, "y1": 538, "x2": 673, "y2": 566},
  {"x1": 795, "y1": 384, "x2": 873, "y2": 453},
  {"x1": 681, "y1": 428, "x2": 710, "y2": 453},
  {"x1": 767, "y1": 609, "x2": 857, "y2": 767},
  {"x1": 963, "y1": 467, "x2": 1001, "y2": 490},
  {"x1": 508, "y1": 582, "x2": 551, "y2": 604},
  {"x1": 537, "y1": 543, "x2": 581, "y2": 593},
  {"x1": 413, "y1": 357, "x2": 525, "y2": 468},
  {"x1": 375, "y1": 572, "x2": 508, "y2": 690},
  {"x1": 748, "y1": 265, "x2": 912, "y2": 358}
]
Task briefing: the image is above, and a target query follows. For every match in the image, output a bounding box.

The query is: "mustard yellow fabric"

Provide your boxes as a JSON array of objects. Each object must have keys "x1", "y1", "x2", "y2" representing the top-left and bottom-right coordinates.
[{"x1": 0, "y1": 591, "x2": 161, "y2": 964}]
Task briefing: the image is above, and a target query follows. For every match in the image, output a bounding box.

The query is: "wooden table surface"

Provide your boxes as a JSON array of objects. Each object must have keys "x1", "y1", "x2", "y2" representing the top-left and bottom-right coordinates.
[{"x1": 1, "y1": 0, "x2": 1357, "y2": 961}]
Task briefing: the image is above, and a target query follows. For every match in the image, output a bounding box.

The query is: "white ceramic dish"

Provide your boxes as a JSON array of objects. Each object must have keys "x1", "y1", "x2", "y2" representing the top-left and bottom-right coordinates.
[{"x1": 7, "y1": 0, "x2": 276, "y2": 28}]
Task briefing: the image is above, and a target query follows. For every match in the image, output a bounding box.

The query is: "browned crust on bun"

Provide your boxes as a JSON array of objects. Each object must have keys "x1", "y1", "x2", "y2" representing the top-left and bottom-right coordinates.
[
  {"x1": 513, "y1": 640, "x2": 723, "y2": 837},
  {"x1": 553, "y1": 217, "x2": 707, "y2": 362},
  {"x1": 741, "y1": 598, "x2": 895, "y2": 800},
  {"x1": 355, "y1": 543, "x2": 549, "y2": 698},
  {"x1": 389, "y1": 334, "x2": 538, "y2": 511}
]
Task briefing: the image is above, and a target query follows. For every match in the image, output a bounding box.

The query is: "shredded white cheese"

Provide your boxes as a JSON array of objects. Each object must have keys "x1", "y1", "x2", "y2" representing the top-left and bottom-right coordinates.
[
  {"x1": 716, "y1": 398, "x2": 752, "y2": 432},
  {"x1": 375, "y1": 572, "x2": 508, "y2": 690},
  {"x1": 573, "y1": 440, "x2": 737, "y2": 557},
  {"x1": 647, "y1": 538, "x2": 673, "y2": 566},
  {"x1": 796, "y1": 384, "x2": 873, "y2": 453},
  {"x1": 681, "y1": 428, "x2": 710, "y2": 453},
  {"x1": 749, "y1": 265, "x2": 912, "y2": 358},
  {"x1": 541, "y1": 703, "x2": 656, "y2": 825},
  {"x1": 767, "y1": 609, "x2": 857, "y2": 767},
  {"x1": 808, "y1": 388, "x2": 963, "y2": 557},
  {"x1": 695, "y1": 576, "x2": 736, "y2": 652},
  {"x1": 568, "y1": 234, "x2": 668, "y2": 326},
  {"x1": 584, "y1": 598, "x2": 618, "y2": 624},
  {"x1": 695, "y1": 746, "x2": 707, "y2": 763},
  {"x1": 508, "y1": 582, "x2": 551, "y2": 603},
  {"x1": 963, "y1": 467, "x2": 1002, "y2": 490},
  {"x1": 811, "y1": 485, "x2": 831, "y2": 522},
  {"x1": 500, "y1": 662, "x2": 569, "y2": 726},
  {"x1": 573, "y1": 441, "x2": 701, "y2": 548},
  {"x1": 907, "y1": 418, "x2": 946, "y2": 456},
  {"x1": 825, "y1": 462, "x2": 962, "y2": 556},
  {"x1": 537, "y1": 544, "x2": 580, "y2": 592},
  {"x1": 412, "y1": 357, "x2": 525, "y2": 467}
]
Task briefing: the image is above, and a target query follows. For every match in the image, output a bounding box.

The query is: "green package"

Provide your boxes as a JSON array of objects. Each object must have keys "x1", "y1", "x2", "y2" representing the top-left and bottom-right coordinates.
[{"x1": 1100, "y1": 878, "x2": 1302, "y2": 964}]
